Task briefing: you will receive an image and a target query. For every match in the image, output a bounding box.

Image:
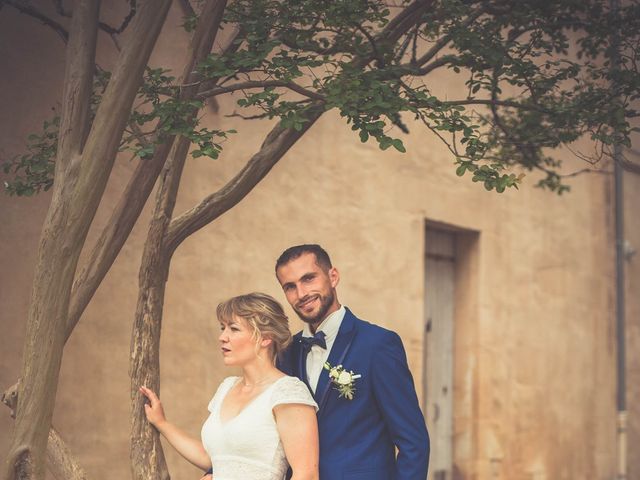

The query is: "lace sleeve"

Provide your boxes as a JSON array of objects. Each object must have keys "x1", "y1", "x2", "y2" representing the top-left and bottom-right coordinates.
[
  {"x1": 271, "y1": 376, "x2": 318, "y2": 411},
  {"x1": 207, "y1": 376, "x2": 239, "y2": 413}
]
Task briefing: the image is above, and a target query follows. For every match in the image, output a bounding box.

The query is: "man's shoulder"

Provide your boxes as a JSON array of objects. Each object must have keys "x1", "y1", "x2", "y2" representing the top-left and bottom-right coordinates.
[{"x1": 348, "y1": 310, "x2": 402, "y2": 344}]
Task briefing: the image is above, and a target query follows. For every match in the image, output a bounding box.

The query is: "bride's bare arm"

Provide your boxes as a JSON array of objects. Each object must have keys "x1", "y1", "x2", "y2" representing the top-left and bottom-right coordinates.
[
  {"x1": 139, "y1": 386, "x2": 212, "y2": 470},
  {"x1": 274, "y1": 403, "x2": 319, "y2": 480}
]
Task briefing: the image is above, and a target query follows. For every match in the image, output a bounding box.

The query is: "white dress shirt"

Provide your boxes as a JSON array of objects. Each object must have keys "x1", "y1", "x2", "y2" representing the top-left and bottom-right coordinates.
[{"x1": 301, "y1": 305, "x2": 346, "y2": 393}]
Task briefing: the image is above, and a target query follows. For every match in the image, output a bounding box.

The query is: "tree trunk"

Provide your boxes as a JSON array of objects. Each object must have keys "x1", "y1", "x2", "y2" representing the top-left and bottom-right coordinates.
[
  {"x1": 3, "y1": 2, "x2": 99, "y2": 478},
  {"x1": 129, "y1": 3, "x2": 227, "y2": 479},
  {"x1": 2, "y1": 383, "x2": 87, "y2": 480},
  {"x1": 3, "y1": 2, "x2": 171, "y2": 479},
  {"x1": 129, "y1": 140, "x2": 189, "y2": 480}
]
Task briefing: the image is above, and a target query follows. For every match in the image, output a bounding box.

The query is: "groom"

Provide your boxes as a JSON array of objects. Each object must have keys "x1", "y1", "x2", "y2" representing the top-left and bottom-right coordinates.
[{"x1": 275, "y1": 244, "x2": 429, "y2": 480}]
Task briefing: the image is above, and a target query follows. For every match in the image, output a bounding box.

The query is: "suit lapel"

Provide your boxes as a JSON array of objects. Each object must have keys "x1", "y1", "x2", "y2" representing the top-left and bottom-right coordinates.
[
  {"x1": 315, "y1": 309, "x2": 357, "y2": 415},
  {"x1": 290, "y1": 332, "x2": 304, "y2": 379}
]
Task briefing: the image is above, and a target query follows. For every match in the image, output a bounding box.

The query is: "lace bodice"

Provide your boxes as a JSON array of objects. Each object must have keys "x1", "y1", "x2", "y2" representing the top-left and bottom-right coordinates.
[{"x1": 201, "y1": 375, "x2": 317, "y2": 480}]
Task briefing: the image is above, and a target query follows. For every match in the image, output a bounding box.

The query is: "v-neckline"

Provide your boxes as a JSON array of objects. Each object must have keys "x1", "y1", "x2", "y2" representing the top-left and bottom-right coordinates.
[{"x1": 218, "y1": 376, "x2": 284, "y2": 425}]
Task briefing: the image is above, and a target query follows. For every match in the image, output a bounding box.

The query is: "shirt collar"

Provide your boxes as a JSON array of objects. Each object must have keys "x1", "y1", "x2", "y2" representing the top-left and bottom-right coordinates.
[{"x1": 302, "y1": 305, "x2": 346, "y2": 343}]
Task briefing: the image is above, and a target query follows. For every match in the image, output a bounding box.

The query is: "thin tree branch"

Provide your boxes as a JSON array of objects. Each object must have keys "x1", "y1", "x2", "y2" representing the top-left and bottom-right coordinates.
[
  {"x1": 406, "y1": 55, "x2": 455, "y2": 76},
  {"x1": 414, "y1": 4, "x2": 487, "y2": 67},
  {"x1": 53, "y1": 0, "x2": 138, "y2": 36},
  {"x1": 442, "y1": 98, "x2": 553, "y2": 114},
  {"x1": 225, "y1": 110, "x2": 272, "y2": 120},
  {"x1": 178, "y1": 0, "x2": 196, "y2": 17},
  {"x1": 352, "y1": 22, "x2": 385, "y2": 67},
  {"x1": 165, "y1": 103, "x2": 325, "y2": 253},
  {"x1": 197, "y1": 80, "x2": 325, "y2": 101},
  {"x1": 97, "y1": 0, "x2": 137, "y2": 35},
  {"x1": 560, "y1": 167, "x2": 611, "y2": 178},
  {"x1": 6, "y1": 0, "x2": 69, "y2": 43},
  {"x1": 379, "y1": 0, "x2": 434, "y2": 46},
  {"x1": 620, "y1": 155, "x2": 640, "y2": 174},
  {"x1": 52, "y1": 0, "x2": 70, "y2": 17}
]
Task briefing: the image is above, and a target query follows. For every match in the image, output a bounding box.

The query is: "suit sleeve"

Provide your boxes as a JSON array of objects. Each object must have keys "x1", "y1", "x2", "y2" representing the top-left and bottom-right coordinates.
[{"x1": 371, "y1": 330, "x2": 430, "y2": 480}]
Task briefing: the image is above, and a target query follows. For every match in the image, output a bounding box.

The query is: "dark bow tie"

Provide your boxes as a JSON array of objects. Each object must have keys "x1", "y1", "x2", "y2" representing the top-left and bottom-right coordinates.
[{"x1": 299, "y1": 331, "x2": 327, "y2": 351}]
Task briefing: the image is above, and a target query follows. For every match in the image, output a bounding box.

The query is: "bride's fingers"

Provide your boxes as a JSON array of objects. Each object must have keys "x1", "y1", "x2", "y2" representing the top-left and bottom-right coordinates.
[{"x1": 139, "y1": 386, "x2": 159, "y2": 403}]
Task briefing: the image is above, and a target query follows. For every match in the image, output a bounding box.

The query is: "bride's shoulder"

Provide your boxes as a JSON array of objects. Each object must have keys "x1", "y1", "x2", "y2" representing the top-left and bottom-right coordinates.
[
  {"x1": 271, "y1": 376, "x2": 317, "y2": 410},
  {"x1": 275, "y1": 375, "x2": 306, "y2": 388}
]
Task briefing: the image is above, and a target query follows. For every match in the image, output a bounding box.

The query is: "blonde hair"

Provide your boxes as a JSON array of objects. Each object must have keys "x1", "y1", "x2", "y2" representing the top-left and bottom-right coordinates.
[{"x1": 216, "y1": 292, "x2": 292, "y2": 361}]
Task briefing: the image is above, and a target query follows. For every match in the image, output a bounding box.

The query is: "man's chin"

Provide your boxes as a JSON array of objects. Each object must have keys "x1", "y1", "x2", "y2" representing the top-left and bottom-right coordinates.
[{"x1": 294, "y1": 308, "x2": 323, "y2": 325}]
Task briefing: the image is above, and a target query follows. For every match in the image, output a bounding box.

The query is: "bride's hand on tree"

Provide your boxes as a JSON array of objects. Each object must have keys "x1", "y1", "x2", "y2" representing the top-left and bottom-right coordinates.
[
  {"x1": 139, "y1": 386, "x2": 167, "y2": 428},
  {"x1": 138, "y1": 386, "x2": 212, "y2": 470}
]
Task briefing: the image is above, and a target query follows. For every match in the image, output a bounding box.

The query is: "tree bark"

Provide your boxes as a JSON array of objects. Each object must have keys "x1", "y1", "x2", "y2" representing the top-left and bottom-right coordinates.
[
  {"x1": 3, "y1": 2, "x2": 171, "y2": 479},
  {"x1": 46, "y1": 429, "x2": 88, "y2": 480},
  {"x1": 2, "y1": 383, "x2": 86, "y2": 480},
  {"x1": 3, "y1": 2, "x2": 99, "y2": 478},
  {"x1": 129, "y1": 140, "x2": 190, "y2": 480},
  {"x1": 128, "y1": 2, "x2": 227, "y2": 479},
  {"x1": 67, "y1": 0, "x2": 229, "y2": 341}
]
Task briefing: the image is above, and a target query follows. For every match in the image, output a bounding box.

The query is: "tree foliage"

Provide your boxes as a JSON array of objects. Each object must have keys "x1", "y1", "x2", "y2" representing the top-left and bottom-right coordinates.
[{"x1": 4, "y1": 0, "x2": 639, "y2": 197}]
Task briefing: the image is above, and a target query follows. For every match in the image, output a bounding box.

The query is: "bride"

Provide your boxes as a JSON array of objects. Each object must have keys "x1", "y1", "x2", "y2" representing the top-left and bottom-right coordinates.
[{"x1": 140, "y1": 292, "x2": 319, "y2": 480}]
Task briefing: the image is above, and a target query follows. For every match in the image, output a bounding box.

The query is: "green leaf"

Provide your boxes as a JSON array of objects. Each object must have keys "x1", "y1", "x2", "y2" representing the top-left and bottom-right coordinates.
[{"x1": 391, "y1": 139, "x2": 406, "y2": 153}]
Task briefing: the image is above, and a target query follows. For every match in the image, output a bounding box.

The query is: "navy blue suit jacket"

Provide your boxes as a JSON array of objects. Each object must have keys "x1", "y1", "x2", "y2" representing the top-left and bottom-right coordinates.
[{"x1": 279, "y1": 308, "x2": 430, "y2": 480}]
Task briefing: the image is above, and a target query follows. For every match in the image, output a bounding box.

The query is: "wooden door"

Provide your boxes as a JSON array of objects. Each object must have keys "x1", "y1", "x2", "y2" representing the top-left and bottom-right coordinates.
[{"x1": 424, "y1": 229, "x2": 455, "y2": 480}]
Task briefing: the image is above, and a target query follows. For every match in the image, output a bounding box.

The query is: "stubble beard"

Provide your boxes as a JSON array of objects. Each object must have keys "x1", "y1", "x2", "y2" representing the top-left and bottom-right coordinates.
[{"x1": 294, "y1": 291, "x2": 336, "y2": 326}]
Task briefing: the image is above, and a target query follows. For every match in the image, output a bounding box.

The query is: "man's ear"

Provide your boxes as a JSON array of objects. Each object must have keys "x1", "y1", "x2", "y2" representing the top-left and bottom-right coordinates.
[{"x1": 329, "y1": 267, "x2": 340, "y2": 288}]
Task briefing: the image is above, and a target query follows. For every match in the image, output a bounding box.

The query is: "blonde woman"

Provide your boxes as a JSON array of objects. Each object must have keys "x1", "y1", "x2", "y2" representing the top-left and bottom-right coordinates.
[{"x1": 140, "y1": 292, "x2": 319, "y2": 480}]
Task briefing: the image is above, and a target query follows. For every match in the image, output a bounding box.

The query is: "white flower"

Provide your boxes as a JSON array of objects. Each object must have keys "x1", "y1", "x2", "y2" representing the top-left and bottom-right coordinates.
[
  {"x1": 337, "y1": 371, "x2": 352, "y2": 385},
  {"x1": 324, "y1": 361, "x2": 361, "y2": 400}
]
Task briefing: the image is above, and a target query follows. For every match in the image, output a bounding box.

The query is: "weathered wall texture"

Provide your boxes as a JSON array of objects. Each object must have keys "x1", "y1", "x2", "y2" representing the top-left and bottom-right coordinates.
[{"x1": 1, "y1": 4, "x2": 637, "y2": 480}]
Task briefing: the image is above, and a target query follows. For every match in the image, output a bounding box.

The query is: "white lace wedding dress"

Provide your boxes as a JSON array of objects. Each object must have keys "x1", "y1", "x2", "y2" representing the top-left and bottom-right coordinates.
[{"x1": 201, "y1": 375, "x2": 317, "y2": 480}]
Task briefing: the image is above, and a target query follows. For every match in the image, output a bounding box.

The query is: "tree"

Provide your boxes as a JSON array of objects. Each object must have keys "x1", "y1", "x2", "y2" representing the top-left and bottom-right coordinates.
[{"x1": 2, "y1": 1, "x2": 639, "y2": 479}]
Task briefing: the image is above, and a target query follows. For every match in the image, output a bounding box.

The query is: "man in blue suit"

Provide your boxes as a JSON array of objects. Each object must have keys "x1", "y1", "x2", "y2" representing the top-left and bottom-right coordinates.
[{"x1": 275, "y1": 244, "x2": 429, "y2": 480}]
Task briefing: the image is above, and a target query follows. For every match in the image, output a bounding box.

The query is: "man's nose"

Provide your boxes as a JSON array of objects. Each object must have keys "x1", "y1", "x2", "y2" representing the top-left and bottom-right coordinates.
[{"x1": 296, "y1": 283, "x2": 309, "y2": 299}]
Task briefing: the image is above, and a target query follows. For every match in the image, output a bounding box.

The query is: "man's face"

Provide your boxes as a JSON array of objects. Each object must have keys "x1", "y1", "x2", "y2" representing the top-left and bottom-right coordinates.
[{"x1": 276, "y1": 252, "x2": 340, "y2": 326}]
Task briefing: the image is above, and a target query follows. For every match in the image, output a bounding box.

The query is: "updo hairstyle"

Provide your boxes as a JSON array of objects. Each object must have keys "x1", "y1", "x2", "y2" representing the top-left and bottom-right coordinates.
[{"x1": 216, "y1": 292, "x2": 292, "y2": 361}]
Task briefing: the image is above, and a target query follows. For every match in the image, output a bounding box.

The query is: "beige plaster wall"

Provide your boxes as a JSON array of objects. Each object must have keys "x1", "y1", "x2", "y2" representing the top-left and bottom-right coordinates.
[
  {"x1": 625, "y1": 166, "x2": 640, "y2": 480},
  {"x1": 1, "y1": 4, "x2": 633, "y2": 480}
]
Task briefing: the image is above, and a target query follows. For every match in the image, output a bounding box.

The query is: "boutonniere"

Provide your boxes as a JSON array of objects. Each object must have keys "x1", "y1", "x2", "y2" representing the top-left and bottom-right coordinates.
[{"x1": 324, "y1": 362, "x2": 361, "y2": 400}]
